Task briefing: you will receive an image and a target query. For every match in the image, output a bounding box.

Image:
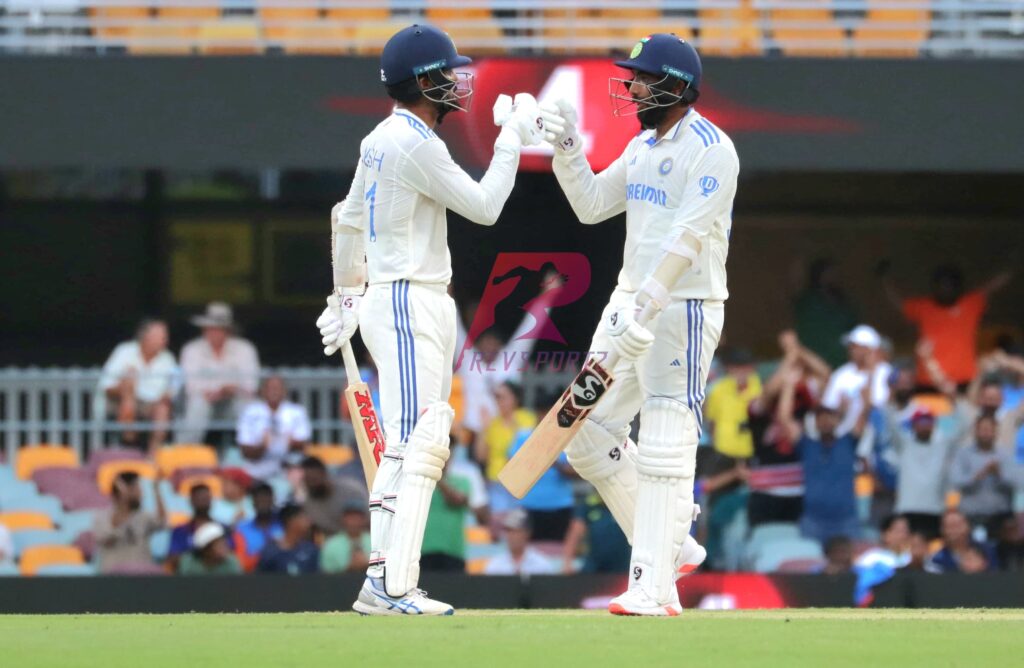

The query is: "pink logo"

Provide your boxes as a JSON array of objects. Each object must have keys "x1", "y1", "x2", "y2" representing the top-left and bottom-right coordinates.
[{"x1": 456, "y1": 252, "x2": 591, "y2": 371}]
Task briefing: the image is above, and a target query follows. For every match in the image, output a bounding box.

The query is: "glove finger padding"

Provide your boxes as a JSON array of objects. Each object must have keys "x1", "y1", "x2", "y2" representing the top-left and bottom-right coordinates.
[
  {"x1": 493, "y1": 93, "x2": 513, "y2": 127},
  {"x1": 605, "y1": 309, "x2": 655, "y2": 361}
]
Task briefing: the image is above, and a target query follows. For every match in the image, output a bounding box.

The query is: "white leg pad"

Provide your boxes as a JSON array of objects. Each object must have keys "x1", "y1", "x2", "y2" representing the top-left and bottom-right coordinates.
[
  {"x1": 566, "y1": 418, "x2": 639, "y2": 542},
  {"x1": 630, "y1": 397, "x2": 698, "y2": 604},
  {"x1": 367, "y1": 452, "x2": 403, "y2": 580},
  {"x1": 383, "y1": 402, "x2": 453, "y2": 597}
]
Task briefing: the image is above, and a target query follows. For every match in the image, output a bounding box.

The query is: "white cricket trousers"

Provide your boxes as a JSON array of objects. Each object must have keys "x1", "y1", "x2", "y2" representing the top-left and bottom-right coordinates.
[{"x1": 359, "y1": 279, "x2": 457, "y2": 449}]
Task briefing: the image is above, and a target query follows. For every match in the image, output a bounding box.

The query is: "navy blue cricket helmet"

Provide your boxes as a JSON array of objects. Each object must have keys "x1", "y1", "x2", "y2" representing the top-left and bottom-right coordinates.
[
  {"x1": 380, "y1": 24, "x2": 472, "y2": 86},
  {"x1": 614, "y1": 33, "x2": 702, "y2": 94}
]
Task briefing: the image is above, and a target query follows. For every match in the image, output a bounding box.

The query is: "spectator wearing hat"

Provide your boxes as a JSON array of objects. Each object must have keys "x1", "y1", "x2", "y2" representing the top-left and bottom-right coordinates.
[
  {"x1": 178, "y1": 523, "x2": 242, "y2": 575},
  {"x1": 235, "y1": 483, "x2": 282, "y2": 572},
  {"x1": 821, "y1": 325, "x2": 891, "y2": 440},
  {"x1": 484, "y1": 509, "x2": 555, "y2": 576},
  {"x1": 779, "y1": 364, "x2": 873, "y2": 545},
  {"x1": 97, "y1": 319, "x2": 177, "y2": 454},
  {"x1": 257, "y1": 504, "x2": 320, "y2": 575},
  {"x1": 167, "y1": 483, "x2": 235, "y2": 572},
  {"x1": 236, "y1": 375, "x2": 311, "y2": 482},
  {"x1": 94, "y1": 471, "x2": 166, "y2": 574},
  {"x1": 216, "y1": 467, "x2": 254, "y2": 526},
  {"x1": 300, "y1": 456, "x2": 367, "y2": 537},
  {"x1": 949, "y1": 414, "x2": 1019, "y2": 533},
  {"x1": 178, "y1": 302, "x2": 260, "y2": 444},
  {"x1": 891, "y1": 404, "x2": 966, "y2": 539},
  {"x1": 881, "y1": 263, "x2": 1013, "y2": 388},
  {"x1": 928, "y1": 509, "x2": 998, "y2": 573},
  {"x1": 320, "y1": 502, "x2": 372, "y2": 574}
]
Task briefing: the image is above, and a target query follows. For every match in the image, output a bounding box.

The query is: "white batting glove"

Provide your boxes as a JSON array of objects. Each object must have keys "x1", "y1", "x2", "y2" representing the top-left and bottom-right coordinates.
[
  {"x1": 605, "y1": 307, "x2": 654, "y2": 362},
  {"x1": 494, "y1": 92, "x2": 545, "y2": 147},
  {"x1": 539, "y1": 98, "x2": 582, "y2": 154},
  {"x1": 316, "y1": 293, "x2": 360, "y2": 356}
]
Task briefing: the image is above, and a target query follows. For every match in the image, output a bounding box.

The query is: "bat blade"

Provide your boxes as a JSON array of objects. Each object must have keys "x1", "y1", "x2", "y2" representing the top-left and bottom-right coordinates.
[
  {"x1": 498, "y1": 358, "x2": 614, "y2": 498},
  {"x1": 345, "y1": 381, "x2": 386, "y2": 488}
]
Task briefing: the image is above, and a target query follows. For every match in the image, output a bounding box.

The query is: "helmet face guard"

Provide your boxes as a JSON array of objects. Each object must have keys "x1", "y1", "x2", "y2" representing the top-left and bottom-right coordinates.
[
  {"x1": 608, "y1": 71, "x2": 688, "y2": 117},
  {"x1": 420, "y1": 69, "x2": 474, "y2": 112}
]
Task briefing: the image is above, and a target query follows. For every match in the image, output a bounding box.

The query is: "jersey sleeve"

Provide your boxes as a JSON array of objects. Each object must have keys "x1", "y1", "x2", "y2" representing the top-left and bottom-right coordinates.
[
  {"x1": 962, "y1": 290, "x2": 988, "y2": 319},
  {"x1": 666, "y1": 144, "x2": 739, "y2": 240},
  {"x1": 551, "y1": 145, "x2": 628, "y2": 225},
  {"x1": 399, "y1": 136, "x2": 519, "y2": 227},
  {"x1": 901, "y1": 297, "x2": 926, "y2": 324},
  {"x1": 331, "y1": 158, "x2": 368, "y2": 294}
]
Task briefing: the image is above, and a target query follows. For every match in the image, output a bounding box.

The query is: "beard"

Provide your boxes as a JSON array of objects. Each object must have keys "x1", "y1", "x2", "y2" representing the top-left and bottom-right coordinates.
[{"x1": 637, "y1": 103, "x2": 671, "y2": 130}]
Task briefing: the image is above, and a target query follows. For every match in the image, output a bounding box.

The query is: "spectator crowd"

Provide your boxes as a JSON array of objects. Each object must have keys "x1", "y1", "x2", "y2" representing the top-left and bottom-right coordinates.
[{"x1": 3, "y1": 261, "x2": 1022, "y2": 581}]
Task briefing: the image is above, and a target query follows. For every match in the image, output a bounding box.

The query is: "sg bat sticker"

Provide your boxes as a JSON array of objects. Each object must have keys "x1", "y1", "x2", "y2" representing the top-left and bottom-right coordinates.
[{"x1": 556, "y1": 359, "x2": 613, "y2": 428}]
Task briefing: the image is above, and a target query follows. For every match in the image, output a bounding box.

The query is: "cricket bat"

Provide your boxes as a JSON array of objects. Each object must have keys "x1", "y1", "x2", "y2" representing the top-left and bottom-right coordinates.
[
  {"x1": 499, "y1": 248, "x2": 698, "y2": 498},
  {"x1": 342, "y1": 341, "x2": 386, "y2": 488}
]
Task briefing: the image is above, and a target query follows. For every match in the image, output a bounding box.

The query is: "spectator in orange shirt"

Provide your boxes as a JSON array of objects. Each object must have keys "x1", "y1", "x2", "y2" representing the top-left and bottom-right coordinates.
[{"x1": 881, "y1": 263, "x2": 1013, "y2": 386}]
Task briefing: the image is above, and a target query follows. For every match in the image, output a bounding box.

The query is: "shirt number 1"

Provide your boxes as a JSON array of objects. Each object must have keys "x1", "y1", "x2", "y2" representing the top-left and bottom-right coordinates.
[{"x1": 365, "y1": 182, "x2": 377, "y2": 242}]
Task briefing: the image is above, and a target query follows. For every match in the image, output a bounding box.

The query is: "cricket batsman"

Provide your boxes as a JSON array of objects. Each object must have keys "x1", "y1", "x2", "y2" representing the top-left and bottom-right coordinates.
[
  {"x1": 540, "y1": 34, "x2": 739, "y2": 615},
  {"x1": 315, "y1": 24, "x2": 544, "y2": 615}
]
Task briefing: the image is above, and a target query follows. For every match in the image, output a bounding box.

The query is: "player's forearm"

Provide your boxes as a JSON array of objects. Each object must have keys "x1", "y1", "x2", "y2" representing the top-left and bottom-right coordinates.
[
  {"x1": 332, "y1": 227, "x2": 367, "y2": 295},
  {"x1": 552, "y1": 152, "x2": 625, "y2": 225}
]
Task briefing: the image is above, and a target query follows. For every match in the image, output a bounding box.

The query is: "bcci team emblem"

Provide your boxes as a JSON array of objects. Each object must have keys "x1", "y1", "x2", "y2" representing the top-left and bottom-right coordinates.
[
  {"x1": 659, "y1": 158, "x2": 673, "y2": 176},
  {"x1": 699, "y1": 175, "x2": 719, "y2": 197},
  {"x1": 630, "y1": 36, "x2": 650, "y2": 58}
]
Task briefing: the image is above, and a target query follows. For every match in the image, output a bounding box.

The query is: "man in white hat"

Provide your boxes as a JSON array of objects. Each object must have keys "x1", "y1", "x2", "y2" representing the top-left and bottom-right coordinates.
[
  {"x1": 178, "y1": 302, "x2": 261, "y2": 444},
  {"x1": 821, "y1": 324, "x2": 892, "y2": 439}
]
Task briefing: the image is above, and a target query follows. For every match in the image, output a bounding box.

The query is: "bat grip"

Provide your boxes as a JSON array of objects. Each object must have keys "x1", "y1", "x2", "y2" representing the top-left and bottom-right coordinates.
[
  {"x1": 602, "y1": 300, "x2": 661, "y2": 371},
  {"x1": 341, "y1": 342, "x2": 361, "y2": 383}
]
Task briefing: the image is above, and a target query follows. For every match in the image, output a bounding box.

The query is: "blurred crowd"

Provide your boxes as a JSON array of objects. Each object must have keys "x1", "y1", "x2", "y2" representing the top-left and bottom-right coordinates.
[{"x1": 3, "y1": 260, "x2": 1021, "y2": 580}]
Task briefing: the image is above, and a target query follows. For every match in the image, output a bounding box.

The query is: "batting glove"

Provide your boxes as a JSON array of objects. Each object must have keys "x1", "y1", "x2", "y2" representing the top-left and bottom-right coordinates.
[
  {"x1": 494, "y1": 93, "x2": 545, "y2": 148},
  {"x1": 539, "y1": 98, "x2": 582, "y2": 154},
  {"x1": 605, "y1": 307, "x2": 654, "y2": 362},
  {"x1": 316, "y1": 293, "x2": 360, "y2": 356}
]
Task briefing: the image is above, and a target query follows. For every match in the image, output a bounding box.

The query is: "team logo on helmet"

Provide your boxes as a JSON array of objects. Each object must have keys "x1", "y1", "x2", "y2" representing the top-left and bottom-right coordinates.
[
  {"x1": 659, "y1": 158, "x2": 674, "y2": 176},
  {"x1": 630, "y1": 36, "x2": 650, "y2": 59},
  {"x1": 380, "y1": 68, "x2": 387, "y2": 83}
]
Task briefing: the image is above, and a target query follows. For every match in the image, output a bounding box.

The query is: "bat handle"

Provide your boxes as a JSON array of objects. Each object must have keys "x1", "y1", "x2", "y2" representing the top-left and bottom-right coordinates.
[{"x1": 341, "y1": 341, "x2": 362, "y2": 383}]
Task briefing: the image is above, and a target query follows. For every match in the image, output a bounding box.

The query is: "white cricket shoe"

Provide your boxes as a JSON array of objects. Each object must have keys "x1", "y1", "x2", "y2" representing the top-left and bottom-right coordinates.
[
  {"x1": 608, "y1": 588, "x2": 683, "y2": 617},
  {"x1": 352, "y1": 577, "x2": 454, "y2": 616},
  {"x1": 675, "y1": 535, "x2": 706, "y2": 579}
]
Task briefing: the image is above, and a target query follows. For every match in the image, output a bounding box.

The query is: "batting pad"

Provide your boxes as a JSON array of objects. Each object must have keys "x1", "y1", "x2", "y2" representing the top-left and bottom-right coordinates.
[
  {"x1": 631, "y1": 397, "x2": 698, "y2": 604},
  {"x1": 384, "y1": 402, "x2": 453, "y2": 597},
  {"x1": 568, "y1": 419, "x2": 639, "y2": 543}
]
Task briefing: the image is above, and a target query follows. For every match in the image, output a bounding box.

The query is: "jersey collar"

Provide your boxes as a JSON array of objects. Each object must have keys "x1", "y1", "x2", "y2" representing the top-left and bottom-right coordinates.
[{"x1": 645, "y1": 107, "x2": 699, "y2": 147}]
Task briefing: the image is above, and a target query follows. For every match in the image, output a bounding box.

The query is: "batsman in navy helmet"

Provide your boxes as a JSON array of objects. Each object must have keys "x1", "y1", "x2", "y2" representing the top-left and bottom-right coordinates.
[
  {"x1": 316, "y1": 24, "x2": 545, "y2": 616},
  {"x1": 540, "y1": 34, "x2": 739, "y2": 616}
]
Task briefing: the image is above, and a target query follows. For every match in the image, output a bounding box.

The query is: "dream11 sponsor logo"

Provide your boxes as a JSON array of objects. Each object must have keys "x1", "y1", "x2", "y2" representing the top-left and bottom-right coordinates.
[{"x1": 456, "y1": 252, "x2": 601, "y2": 375}]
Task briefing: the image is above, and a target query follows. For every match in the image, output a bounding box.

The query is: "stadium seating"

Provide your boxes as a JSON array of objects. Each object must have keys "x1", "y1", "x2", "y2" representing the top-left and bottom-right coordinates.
[
  {"x1": 15, "y1": 444, "x2": 79, "y2": 481},
  {"x1": 13, "y1": 529, "x2": 69, "y2": 558},
  {"x1": 0, "y1": 480, "x2": 41, "y2": 509},
  {"x1": 34, "y1": 563, "x2": 97, "y2": 577},
  {"x1": 0, "y1": 511, "x2": 55, "y2": 532},
  {"x1": 753, "y1": 538, "x2": 825, "y2": 572},
  {"x1": 698, "y1": 0, "x2": 762, "y2": 56},
  {"x1": 178, "y1": 474, "x2": 223, "y2": 498},
  {"x1": 770, "y1": 4, "x2": 848, "y2": 57},
  {"x1": 259, "y1": 4, "x2": 347, "y2": 54},
  {"x1": 155, "y1": 444, "x2": 218, "y2": 476},
  {"x1": 743, "y1": 522, "x2": 802, "y2": 567},
  {"x1": 852, "y1": 0, "x2": 930, "y2": 57},
  {"x1": 0, "y1": 495, "x2": 64, "y2": 522},
  {"x1": 305, "y1": 444, "x2": 354, "y2": 467},
  {"x1": 87, "y1": 447, "x2": 146, "y2": 474},
  {"x1": 20, "y1": 545, "x2": 86, "y2": 576},
  {"x1": 88, "y1": 4, "x2": 152, "y2": 41},
  {"x1": 198, "y1": 19, "x2": 262, "y2": 55},
  {"x1": 96, "y1": 460, "x2": 157, "y2": 495}
]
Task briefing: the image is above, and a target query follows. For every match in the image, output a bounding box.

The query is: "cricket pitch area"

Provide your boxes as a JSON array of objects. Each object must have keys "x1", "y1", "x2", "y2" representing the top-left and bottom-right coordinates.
[{"x1": 3, "y1": 609, "x2": 1020, "y2": 667}]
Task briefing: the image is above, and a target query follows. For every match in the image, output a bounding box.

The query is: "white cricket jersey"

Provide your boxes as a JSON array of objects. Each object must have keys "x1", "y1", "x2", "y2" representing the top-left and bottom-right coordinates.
[
  {"x1": 332, "y1": 109, "x2": 521, "y2": 288},
  {"x1": 553, "y1": 108, "x2": 739, "y2": 301}
]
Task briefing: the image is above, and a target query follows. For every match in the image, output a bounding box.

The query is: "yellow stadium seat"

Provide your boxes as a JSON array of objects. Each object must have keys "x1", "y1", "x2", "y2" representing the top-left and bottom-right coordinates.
[
  {"x1": 466, "y1": 557, "x2": 489, "y2": 574},
  {"x1": 305, "y1": 444, "x2": 355, "y2": 467},
  {"x1": 168, "y1": 511, "x2": 192, "y2": 527},
  {"x1": 852, "y1": 1, "x2": 929, "y2": 57},
  {"x1": 855, "y1": 472, "x2": 874, "y2": 498},
  {"x1": 542, "y1": 9, "x2": 620, "y2": 55},
  {"x1": 127, "y1": 22, "x2": 197, "y2": 54},
  {"x1": 16, "y1": 445, "x2": 79, "y2": 481},
  {"x1": 89, "y1": 5, "x2": 152, "y2": 40},
  {"x1": 436, "y1": 19, "x2": 507, "y2": 56},
  {"x1": 770, "y1": 6, "x2": 847, "y2": 56},
  {"x1": 20, "y1": 545, "x2": 85, "y2": 576},
  {"x1": 156, "y1": 444, "x2": 218, "y2": 477},
  {"x1": 350, "y1": 20, "x2": 410, "y2": 56},
  {"x1": 946, "y1": 490, "x2": 961, "y2": 510},
  {"x1": 198, "y1": 20, "x2": 261, "y2": 55},
  {"x1": 0, "y1": 511, "x2": 54, "y2": 532},
  {"x1": 178, "y1": 474, "x2": 223, "y2": 499},
  {"x1": 698, "y1": 0, "x2": 762, "y2": 56},
  {"x1": 96, "y1": 460, "x2": 158, "y2": 496},
  {"x1": 911, "y1": 394, "x2": 954, "y2": 417},
  {"x1": 324, "y1": 6, "x2": 390, "y2": 23},
  {"x1": 156, "y1": 5, "x2": 220, "y2": 20},
  {"x1": 258, "y1": 4, "x2": 349, "y2": 53},
  {"x1": 465, "y1": 525, "x2": 492, "y2": 545}
]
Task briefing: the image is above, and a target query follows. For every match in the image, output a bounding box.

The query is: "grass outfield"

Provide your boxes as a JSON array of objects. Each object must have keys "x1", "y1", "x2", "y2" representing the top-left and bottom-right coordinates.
[{"x1": 3, "y1": 609, "x2": 1021, "y2": 667}]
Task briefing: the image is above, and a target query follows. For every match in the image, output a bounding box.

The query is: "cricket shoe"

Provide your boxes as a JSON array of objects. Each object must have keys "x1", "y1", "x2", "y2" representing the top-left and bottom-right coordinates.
[
  {"x1": 608, "y1": 588, "x2": 683, "y2": 617},
  {"x1": 675, "y1": 535, "x2": 706, "y2": 580},
  {"x1": 352, "y1": 576, "x2": 454, "y2": 616}
]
